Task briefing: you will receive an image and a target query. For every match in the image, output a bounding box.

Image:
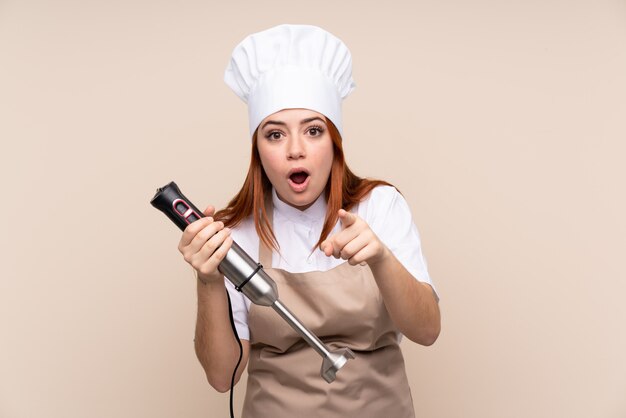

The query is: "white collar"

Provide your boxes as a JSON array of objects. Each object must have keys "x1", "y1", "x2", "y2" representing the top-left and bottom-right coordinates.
[{"x1": 271, "y1": 187, "x2": 327, "y2": 224}]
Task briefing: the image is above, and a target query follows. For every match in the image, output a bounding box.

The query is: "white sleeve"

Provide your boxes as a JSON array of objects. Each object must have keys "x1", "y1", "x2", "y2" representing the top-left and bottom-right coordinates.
[
  {"x1": 367, "y1": 186, "x2": 439, "y2": 300},
  {"x1": 221, "y1": 217, "x2": 257, "y2": 341},
  {"x1": 224, "y1": 279, "x2": 250, "y2": 340}
]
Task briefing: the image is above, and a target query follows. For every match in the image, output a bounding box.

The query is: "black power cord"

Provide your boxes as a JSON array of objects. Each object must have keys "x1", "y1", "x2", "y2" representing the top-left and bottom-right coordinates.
[
  {"x1": 225, "y1": 262, "x2": 262, "y2": 416},
  {"x1": 225, "y1": 291, "x2": 243, "y2": 418}
]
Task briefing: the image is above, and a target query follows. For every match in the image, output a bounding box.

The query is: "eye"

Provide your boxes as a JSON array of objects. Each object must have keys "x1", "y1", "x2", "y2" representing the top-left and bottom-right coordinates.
[
  {"x1": 265, "y1": 131, "x2": 283, "y2": 141},
  {"x1": 308, "y1": 125, "x2": 325, "y2": 136}
]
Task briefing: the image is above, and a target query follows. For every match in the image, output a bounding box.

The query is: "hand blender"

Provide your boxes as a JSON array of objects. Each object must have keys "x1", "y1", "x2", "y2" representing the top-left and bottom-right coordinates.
[{"x1": 150, "y1": 181, "x2": 355, "y2": 383}]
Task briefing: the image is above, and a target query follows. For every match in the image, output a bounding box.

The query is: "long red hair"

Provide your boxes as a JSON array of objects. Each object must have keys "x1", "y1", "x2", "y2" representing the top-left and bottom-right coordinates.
[{"x1": 213, "y1": 117, "x2": 397, "y2": 253}]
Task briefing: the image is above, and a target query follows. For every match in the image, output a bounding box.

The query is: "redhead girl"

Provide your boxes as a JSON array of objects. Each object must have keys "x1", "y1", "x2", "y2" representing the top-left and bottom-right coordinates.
[{"x1": 178, "y1": 24, "x2": 440, "y2": 418}]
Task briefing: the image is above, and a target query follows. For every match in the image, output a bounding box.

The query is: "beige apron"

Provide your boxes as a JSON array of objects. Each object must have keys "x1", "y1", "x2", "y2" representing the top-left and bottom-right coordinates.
[{"x1": 241, "y1": 202, "x2": 416, "y2": 418}]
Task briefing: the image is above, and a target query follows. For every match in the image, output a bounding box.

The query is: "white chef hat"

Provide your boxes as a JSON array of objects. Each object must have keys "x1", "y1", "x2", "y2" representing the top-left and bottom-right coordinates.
[{"x1": 224, "y1": 24, "x2": 356, "y2": 138}]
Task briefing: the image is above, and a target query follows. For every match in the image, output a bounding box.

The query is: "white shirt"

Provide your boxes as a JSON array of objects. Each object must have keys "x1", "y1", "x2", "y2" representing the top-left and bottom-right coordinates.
[{"x1": 225, "y1": 185, "x2": 437, "y2": 340}]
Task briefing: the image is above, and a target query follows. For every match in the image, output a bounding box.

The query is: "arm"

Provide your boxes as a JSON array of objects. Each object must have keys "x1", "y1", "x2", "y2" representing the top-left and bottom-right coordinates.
[
  {"x1": 321, "y1": 209, "x2": 441, "y2": 346},
  {"x1": 367, "y1": 247, "x2": 440, "y2": 345},
  {"x1": 194, "y1": 277, "x2": 250, "y2": 392},
  {"x1": 178, "y1": 205, "x2": 249, "y2": 392}
]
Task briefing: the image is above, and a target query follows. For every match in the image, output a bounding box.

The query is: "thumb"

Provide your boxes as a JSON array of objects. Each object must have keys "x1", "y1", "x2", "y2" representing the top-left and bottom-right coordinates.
[
  {"x1": 203, "y1": 205, "x2": 216, "y2": 217},
  {"x1": 338, "y1": 209, "x2": 357, "y2": 227},
  {"x1": 321, "y1": 240, "x2": 333, "y2": 257}
]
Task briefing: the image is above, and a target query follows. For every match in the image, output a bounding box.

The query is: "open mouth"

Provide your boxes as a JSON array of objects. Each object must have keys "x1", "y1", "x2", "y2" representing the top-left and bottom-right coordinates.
[
  {"x1": 289, "y1": 171, "x2": 309, "y2": 185},
  {"x1": 287, "y1": 168, "x2": 311, "y2": 192}
]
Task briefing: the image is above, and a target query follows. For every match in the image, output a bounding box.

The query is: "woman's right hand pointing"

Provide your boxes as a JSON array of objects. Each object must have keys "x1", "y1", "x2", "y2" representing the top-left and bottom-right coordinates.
[{"x1": 177, "y1": 205, "x2": 233, "y2": 284}]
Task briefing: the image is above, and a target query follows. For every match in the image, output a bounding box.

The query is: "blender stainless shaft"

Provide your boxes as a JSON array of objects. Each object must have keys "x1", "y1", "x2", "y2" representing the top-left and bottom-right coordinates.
[
  {"x1": 219, "y1": 242, "x2": 355, "y2": 383},
  {"x1": 272, "y1": 300, "x2": 355, "y2": 383},
  {"x1": 273, "y1": 300, "x2": 329, "y2": 357}
]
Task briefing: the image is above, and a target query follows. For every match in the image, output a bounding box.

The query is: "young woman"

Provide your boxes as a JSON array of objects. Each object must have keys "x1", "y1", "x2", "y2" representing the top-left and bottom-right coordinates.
[{"x1": 178, "y1": 24, "x2": 440, "y2": 418}]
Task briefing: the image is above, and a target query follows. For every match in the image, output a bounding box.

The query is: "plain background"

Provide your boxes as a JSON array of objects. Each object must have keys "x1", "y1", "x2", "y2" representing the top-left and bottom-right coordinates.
[{"x1": 1, "y1": 0, "x2": 625, "y2": 417}]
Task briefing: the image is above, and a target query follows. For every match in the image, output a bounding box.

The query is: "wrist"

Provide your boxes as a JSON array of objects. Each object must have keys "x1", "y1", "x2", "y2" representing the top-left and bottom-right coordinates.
[
  {"x1": 196, "y1": 271, "x2": 224, "y2": 287},
  {"x1": 369, "y1": 245, "x2": 392, "y2": 270}
]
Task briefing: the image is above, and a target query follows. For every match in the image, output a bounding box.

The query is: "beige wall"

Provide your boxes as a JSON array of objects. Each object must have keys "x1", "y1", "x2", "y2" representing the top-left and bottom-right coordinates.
[{"x1": 1, "y1": 0, "x2": 625, "y2": 417}]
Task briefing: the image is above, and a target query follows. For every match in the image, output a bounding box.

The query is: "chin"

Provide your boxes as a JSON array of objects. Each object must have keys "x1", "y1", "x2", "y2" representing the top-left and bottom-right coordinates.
[
  {"x1": 291, "y1": 197, "x2": 314, "y2": 208},
  {"x1": 282, "y1": 192, "x2": 316, "y2": 210}
]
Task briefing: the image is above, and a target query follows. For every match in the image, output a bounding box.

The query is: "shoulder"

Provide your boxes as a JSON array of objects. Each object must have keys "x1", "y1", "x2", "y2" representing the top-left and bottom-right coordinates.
[
  {"x1": 356, "y1": 184, "x2": 405, "y2": 221},
  {"x1": 355, "y1": 184, "x2": 419, "y2": 240},
  {"x1": 363, "y1": 184, "x2": 402, "y2": 205}
]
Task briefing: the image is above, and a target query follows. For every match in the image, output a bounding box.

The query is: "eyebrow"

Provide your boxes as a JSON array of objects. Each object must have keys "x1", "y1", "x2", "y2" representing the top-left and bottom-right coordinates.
[{"x1": 261, "y1": 116, "x2": 326, "y2": 130}]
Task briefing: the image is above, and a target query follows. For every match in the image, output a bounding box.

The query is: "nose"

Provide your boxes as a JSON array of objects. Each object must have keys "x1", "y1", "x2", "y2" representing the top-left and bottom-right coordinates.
[{"x1": 287, "y1": 136, "x2": 305, "y2": 160}]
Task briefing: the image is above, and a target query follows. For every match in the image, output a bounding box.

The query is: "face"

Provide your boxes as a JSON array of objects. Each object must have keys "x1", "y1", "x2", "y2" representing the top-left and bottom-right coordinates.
[{"x1": 256, "y1": 108, "x2": 334, "y2": 211}]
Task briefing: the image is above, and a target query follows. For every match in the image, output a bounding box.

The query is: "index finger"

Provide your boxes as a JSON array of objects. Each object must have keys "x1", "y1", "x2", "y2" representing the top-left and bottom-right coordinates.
[
  {"x1": 338, "y1": 209, "x2": 357, "y2": 228},
  {"x1": 203, "y1": 205, "x2": 215, "y2": 217},
  {"x1": 180, "y1": 216, "x2": 214, "y2": 246}
]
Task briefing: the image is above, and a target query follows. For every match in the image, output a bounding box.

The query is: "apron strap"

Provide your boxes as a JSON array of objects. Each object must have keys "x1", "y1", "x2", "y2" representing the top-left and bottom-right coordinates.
[{"x1": 259, "y1": 192, "x2": 274, "y2": 267}]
